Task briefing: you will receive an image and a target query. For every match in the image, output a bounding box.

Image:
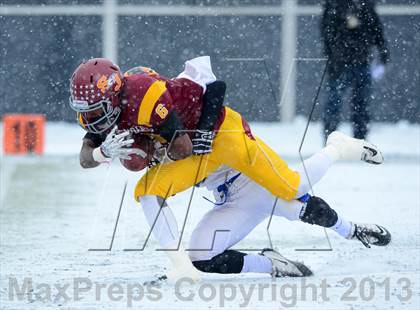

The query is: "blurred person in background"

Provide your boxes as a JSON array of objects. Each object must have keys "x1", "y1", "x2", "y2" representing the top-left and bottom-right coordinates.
[{"x1": 321, "y1": 0, "x2": 389, "y2": 140}]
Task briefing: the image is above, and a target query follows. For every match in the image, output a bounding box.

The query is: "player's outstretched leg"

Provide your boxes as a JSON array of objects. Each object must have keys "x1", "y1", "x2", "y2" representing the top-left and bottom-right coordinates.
[
  {"x1": 295, "y1": 131, "x2": 384, "y2": 197},
  {"x1": 299, "y1": 195, "x2": 391, "y2": 248},
  {"x1": 326, "y1": 131, "x2": 384, "y2": 164},
  {"x1": 260, "y1": 249, "x2": 313, "y2": 277}
]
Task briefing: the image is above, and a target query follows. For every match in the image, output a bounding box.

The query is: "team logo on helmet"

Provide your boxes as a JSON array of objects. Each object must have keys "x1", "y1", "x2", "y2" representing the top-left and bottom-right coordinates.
[
  {"x1": 96, "y1": 75, "x2": 108, "y2": 93},
  {"x1": 112, "y1": 73, "x2": 122, "y2": 91},
  {"x1": 96, "y1": 73, "x2": 122, "y2": 94}
]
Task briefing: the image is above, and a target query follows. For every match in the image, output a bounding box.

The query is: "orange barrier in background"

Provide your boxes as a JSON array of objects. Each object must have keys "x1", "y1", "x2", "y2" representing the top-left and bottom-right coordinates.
[{"x1": 2, "y1": 114, "x2": 45, "y2": 155}]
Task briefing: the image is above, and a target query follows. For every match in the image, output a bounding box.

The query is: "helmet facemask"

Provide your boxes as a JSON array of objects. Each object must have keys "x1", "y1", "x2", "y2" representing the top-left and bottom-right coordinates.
[{"x1": 70, "y1": 97, "x2": 121, "y2": 134}]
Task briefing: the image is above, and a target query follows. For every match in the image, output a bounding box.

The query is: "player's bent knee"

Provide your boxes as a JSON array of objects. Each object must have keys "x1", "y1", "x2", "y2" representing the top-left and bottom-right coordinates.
[
  {"x1": 299, "y1": 196, "x2": 338, "y2": 228},
  {"x1": 192, "y1": 250, "x2": 246, "y2": 274}
]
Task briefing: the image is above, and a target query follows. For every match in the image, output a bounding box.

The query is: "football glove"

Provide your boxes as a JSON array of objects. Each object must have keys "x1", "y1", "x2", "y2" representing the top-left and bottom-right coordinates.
[
  {"x1": 93, "y1": 127, "x2": 145, "y2": 162},
  {"x1": 191, "y1": 129, "x2": 215, "y2": 155},
  {"x1": 371, "y1": 64, "x2": 385, "y2": 81}
]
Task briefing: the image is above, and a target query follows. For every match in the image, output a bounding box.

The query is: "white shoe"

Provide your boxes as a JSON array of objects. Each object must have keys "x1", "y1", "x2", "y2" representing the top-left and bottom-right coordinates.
[
  {"x1": 348, "y1": 223, "x2": 391, "y2": 248},
  {"x1": 260, "y1": 249, "x2": 313, "y2": 277},
  {"x1": 326, "y1": 131, "x2": 384, "y2": 164}
]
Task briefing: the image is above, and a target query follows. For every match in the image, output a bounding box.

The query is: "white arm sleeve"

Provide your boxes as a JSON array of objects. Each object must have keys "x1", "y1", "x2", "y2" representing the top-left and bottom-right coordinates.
[{"x1": 176, "y1": 56, "x2": 217, "y2": 92}]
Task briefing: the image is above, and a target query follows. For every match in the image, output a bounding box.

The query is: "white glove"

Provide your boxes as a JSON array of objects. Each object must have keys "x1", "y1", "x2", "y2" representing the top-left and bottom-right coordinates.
[
  {"x1": 371, "y1": 64, "x2": 385, "y2": 81},
  {"x1": 92, "y1": 127, "x2": 145, "y2": 163}
]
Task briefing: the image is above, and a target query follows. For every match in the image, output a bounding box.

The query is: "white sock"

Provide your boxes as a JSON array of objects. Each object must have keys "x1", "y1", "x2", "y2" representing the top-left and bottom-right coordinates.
[
  {"x1": 320, "y1": 144, "x2": 341, "y2": 162},
  {"x1": 330, "y1": 215, "x2": 353, "y2": 239},
  {"x1": 241, "y1": 254, "x2": 272, "y2": 273},
  {"x1": 296, "y1": 150, "x2": 334, "y2": 197}
]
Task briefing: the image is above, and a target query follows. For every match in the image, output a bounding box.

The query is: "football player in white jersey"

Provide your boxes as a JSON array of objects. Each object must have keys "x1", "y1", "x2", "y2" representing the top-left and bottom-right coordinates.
[{"x1": 141, "y1": 131, "x2": 391, "y2": 280}]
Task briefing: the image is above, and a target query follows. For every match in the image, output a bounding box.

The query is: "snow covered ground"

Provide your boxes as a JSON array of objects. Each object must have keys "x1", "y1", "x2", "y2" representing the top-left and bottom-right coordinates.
[{"x1": 0, "y1": 119, "x2": 419, "y2": 309}]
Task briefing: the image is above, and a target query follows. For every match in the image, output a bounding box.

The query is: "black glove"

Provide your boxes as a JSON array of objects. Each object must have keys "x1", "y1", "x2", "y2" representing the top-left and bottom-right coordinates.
[{"x1": 192, "y1": 129, "x2": 215, "y2": 155}]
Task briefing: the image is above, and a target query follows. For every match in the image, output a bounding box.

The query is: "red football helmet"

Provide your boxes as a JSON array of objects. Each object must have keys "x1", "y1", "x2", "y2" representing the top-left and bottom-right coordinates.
[{"x1": 69, "y1": 58, "x2": 124, "y2": 133}]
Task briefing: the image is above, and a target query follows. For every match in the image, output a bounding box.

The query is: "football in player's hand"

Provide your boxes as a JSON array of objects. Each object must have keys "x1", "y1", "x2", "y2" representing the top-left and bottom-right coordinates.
[{"x1": 120, "y1": 134, "x2": 154, "y2": 172}]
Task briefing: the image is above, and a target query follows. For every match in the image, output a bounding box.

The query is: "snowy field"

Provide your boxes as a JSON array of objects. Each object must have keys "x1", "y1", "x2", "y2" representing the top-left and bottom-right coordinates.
[{"x1": 0, "y1": 119, "x2": 419, "y2": 310}]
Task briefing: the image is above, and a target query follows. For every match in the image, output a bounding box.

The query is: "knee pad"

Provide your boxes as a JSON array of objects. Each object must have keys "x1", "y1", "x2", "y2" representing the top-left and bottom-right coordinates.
[
  {"x1": 192, "y1": 250, "x2": 246, "y2": 274},
  {"x1": 300, "y1": 196, "x2": 338, "y2": 228}
]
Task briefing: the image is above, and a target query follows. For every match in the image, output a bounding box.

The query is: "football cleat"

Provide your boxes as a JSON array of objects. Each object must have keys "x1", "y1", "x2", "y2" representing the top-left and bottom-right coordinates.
[
  {"x1": 326, "y1": 131, "x2": 384, "y2": 164},
  {"x1": 348, "y1": 223, "x2": 391, "y2": 248},
  {"x1": 260, "y1": 248, "x2": 313, "y2": 277}
]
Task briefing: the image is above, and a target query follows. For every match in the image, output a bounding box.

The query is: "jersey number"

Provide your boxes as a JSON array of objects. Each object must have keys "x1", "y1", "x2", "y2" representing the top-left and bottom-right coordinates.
[{"x1": 155, "y1": 103, "x2": 168, "y2": 119}]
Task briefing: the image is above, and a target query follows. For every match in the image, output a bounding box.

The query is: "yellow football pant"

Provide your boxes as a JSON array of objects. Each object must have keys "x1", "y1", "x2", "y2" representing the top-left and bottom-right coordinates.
[{"x1": 135, "y1": 107, "x2": 300, "y2": 201}]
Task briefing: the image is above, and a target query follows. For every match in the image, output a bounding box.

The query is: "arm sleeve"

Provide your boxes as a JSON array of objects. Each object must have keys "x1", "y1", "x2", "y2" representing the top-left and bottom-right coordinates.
[
  {"x1": 83, "y1": 132, "x2": 106, "y2": 147},
  {"x1": 177, "y1": 56, "x2": 217, "y2": 92},
  {"x1": 197, "y1": 80, "x2": 226, "y2": 131},
  {"x1": 176, "y1": 56, "x2": 225, "y2": 131},
  {"x1": 156, "y1": 110, "x2": 185, "y2": 142},
  {"x1": 146, "y1": 83, "x2": 187, "y2": 142}
]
